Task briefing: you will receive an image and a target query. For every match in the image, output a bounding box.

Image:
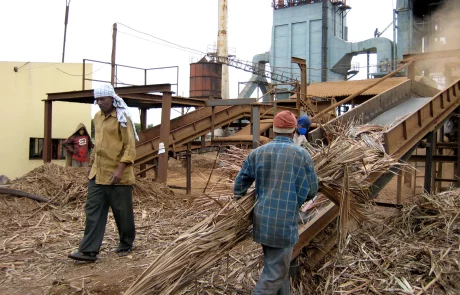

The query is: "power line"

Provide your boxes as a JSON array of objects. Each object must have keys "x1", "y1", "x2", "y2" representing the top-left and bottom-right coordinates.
[
  {"x1": 118, "y1": 31, "x2": 204, "y2": 56},
  {"x1": 55, "y1": 64, "x2": 109, "y2": 77},
  {"x1": 116, "y1": 22, "x2": 206, "y2": 56}
]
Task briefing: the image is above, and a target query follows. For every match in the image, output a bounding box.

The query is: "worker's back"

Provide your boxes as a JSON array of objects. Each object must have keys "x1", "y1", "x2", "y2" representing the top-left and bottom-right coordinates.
[{"x1": 234, "y1": 136, "x2": 318, "y2": 248}]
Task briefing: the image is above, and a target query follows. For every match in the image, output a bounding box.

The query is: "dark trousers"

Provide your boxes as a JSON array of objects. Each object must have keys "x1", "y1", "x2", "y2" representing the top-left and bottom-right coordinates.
[
  {"x1": 79, "y1": 179, "x2": 135, "y2": 253},
  {"x1": 252, "y1": 245, "x2": 293, "y2": 295}
]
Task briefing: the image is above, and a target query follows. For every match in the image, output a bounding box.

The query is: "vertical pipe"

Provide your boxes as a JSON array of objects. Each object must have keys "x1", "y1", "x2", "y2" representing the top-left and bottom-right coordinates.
[
  {"x1": 157, "y1": 92, "x2": 172, "y2": 184},
  {"x1": 140, "y1": 109, "x2": 148, "y2": 178},
  {"x1": 217, "y1": 0, "x2": 229, "y2": 99},
  {"x1": 111, "y1": 23, "x2": 117, "y2": 86},
  {"x1": 62, "y1": 1, "x2": 70, "y2": 63},
  {"x1": 43, "y1": 101, "x2": 53, "y2": 163}
]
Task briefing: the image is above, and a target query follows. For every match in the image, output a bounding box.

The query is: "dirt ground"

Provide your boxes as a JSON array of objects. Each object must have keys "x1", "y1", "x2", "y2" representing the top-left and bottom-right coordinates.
[
  {"x1": 0, "y1": 150, "x2": 449, "y2": 295},
  {"x1": 0, "y1": 153, "x2": 237, "y2": 295}
]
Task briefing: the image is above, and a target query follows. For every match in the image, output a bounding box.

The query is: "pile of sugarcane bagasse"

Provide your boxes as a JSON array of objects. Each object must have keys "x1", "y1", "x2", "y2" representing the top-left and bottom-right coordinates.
[{"x1": 125, "y1": 122, "x2": 460, "y2": 295}]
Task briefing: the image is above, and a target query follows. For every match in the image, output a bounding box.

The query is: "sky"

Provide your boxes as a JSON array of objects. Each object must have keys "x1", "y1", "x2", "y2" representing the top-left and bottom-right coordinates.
[{"x1": 1, "y1": 0, "x2": 395, "y2": 125}]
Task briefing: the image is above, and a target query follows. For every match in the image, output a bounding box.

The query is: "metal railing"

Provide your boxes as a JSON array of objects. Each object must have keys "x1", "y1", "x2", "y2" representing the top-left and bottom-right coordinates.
[
  {"x1": 81, "y1": 59, "x2": 179, "y2": 94},
  {"x1": 272, "y1": 0, "x2": 347, "y2": 9}
]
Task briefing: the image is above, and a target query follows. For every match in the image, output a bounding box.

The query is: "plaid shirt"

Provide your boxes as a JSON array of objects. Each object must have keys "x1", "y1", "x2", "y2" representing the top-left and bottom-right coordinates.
[{"x1": 234, "y1": 136, "x2": 318, "y2": 248}]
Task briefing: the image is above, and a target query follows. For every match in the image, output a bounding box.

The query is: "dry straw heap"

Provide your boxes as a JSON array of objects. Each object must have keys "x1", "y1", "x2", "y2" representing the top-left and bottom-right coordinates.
[{"x1": 126, "y1": 123, "x2": 403, "y2": 295}]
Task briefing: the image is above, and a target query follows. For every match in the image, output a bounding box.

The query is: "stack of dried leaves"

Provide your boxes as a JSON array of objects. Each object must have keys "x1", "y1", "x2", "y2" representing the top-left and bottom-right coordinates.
[
  {"x1": 0, "y1": 163, "x2": 196, "y2": 295},
  {"x1": 7, "y1": 163, "x2": 176, "y2": 208},
  {"x1": 126, "y1": 123, "x2": 403, "y2": 294},
  {"x1": 293, "y1": 189, "x2": 460, "y2": 295}
]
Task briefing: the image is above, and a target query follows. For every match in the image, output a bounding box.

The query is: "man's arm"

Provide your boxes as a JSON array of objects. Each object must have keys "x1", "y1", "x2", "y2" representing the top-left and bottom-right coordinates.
[
  {"x1": 62, "y1": 137, "x2": 75, "y2": 154},
  {"x1": 111, "y1": 117, "x2": 136, "y2": 184},
  {"x1": 296, "y1": 154, "x2": 318, "y2": 207},
  {"x1": 233, "y1": 154, "x2": 255, "y2": 199}
]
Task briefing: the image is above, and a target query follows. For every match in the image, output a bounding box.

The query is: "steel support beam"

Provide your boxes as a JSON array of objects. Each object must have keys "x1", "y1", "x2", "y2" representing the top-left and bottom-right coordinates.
[
  {"x1": 47, "y1": 84, "x2": 172, "y2": 100},
  {"x1": 157, "y1": 92, "x2": 172, "y2": 184},
  {"x1": 205, "y1": 98, "x2": 256, "y2": 106},
  {"x1": 252, "y1": 105, "x2": 260, "y2": 148},
  {"x1": 424, "y1": 131, "x2": 435, "y2": 193},
  {"x1": 140, "y1": 108, "x2": 148, "y2": 178},
  {"x1": 403, "y1": 49, "x2": 460, "y2": 62},
  {"x1": 186, "y1": 142, "x2": 192, "y2": 195},
  {"x1": 43, "y1": 101, "x2": 53, "y2": 163},
  {"x1": 293, "y1": 203, "x2": 339, "y2": 259},
  {"x1": 456, "y1": 110, "x2": 460, "y2": 187}
]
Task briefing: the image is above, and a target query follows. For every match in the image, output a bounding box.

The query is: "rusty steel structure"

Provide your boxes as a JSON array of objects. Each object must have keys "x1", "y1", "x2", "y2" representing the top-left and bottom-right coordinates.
[{"x1": 43, "y1": 49, "x2": 460, "y2": 268}]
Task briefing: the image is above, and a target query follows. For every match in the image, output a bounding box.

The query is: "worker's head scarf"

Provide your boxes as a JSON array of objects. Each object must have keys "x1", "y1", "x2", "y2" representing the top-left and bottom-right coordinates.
[
  {"x1": 297, "y1": 115, "x2": 312, "y2": 135},
  {"x1": 94, "y1": 84, "x2": 139, "y2": 141},
  {"x1": 273, "y1": 110, "x2": 297, "y2": 134}
]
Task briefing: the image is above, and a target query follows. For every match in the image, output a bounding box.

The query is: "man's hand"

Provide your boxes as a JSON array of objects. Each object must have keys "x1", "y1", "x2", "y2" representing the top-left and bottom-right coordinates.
[
  {"x1": 87, "y1": 167, "x2": 91, "y2": 177},
  {"x1": 110, "y1": 163, "x2": 127, "y2": 185}
]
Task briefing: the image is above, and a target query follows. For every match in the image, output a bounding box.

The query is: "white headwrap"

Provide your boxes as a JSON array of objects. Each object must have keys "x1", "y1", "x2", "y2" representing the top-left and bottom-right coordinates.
[{"x1": 94, "y1": 84, "x2": 139, "y2": 141}]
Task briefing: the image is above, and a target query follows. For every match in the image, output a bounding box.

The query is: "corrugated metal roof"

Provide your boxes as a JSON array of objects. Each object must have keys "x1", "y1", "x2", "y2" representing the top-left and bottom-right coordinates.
[{"x1": 306, "y1": 77, "x2": 408, "y2": 98}]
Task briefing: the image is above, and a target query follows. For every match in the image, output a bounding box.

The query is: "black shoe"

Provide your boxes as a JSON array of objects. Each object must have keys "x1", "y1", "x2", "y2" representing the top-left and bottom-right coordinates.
[
  {"x1": 68, "y1": 251, "x2": 98, "y2": 262},
  {"x1": 115, "y1": 248, "x2": 132, "y2": 257}
]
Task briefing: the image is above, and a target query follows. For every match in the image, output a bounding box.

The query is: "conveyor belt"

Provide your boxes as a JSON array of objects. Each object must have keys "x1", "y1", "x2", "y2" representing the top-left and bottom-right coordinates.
[{"x1": 295, "y1": 78, "x2": 460, "y2": 259}]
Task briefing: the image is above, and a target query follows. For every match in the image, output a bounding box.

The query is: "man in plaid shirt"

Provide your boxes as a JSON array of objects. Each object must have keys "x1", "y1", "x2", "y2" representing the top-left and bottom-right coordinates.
[{"x1": 234, "y1": 111, "x2": 318, "y2": 295}]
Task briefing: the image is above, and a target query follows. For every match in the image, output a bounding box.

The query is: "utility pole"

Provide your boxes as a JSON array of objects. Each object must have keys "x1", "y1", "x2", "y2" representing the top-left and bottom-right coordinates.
[
  {"x1": 61, "y1": 0, "x2": 71, "y2": 63},
  {"x1": 111, "y1": 23, "x2": 117, "y2": 86}
]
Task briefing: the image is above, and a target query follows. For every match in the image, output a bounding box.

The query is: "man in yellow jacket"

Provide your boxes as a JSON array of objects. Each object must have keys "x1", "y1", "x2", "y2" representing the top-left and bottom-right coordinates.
[{"x1": 68, "y1": 84, "x2": 138, "y2": 262}]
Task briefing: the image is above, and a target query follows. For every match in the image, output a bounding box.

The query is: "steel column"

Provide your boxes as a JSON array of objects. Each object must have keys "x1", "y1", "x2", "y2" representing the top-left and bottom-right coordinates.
[
  {"x1": 186, "y1": 142, "x2": 192, "y2": 195},
  {"x1": 43, "y1": 101, "x2": 53, "y2": 163},
  {"x1": 140, "y1": 108, "x2": 148, "y2": 178},
  {"x1": 157, "y1": 92, "x2": 172, "y2": 184},
  {"x1": 456, "y1": 111, "x2": 460, "y2": 187},
  {"x1": 424, "y1": 131, "x2": 434, "y2": 193},
  {"x1": 211, "y1": 106, "x2": 215, "y2": 139},
  {"x1": 252, "y1": 105, "x2": 260, "y2": 149}
]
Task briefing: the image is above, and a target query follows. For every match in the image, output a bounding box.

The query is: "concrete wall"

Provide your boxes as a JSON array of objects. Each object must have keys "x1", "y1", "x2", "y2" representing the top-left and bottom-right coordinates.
[{"x1": 0, "y1": 62, "x2": 92, "y2": 179}]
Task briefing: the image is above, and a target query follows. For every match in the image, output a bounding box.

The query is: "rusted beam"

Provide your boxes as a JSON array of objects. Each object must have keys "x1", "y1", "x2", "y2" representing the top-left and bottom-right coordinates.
[
  {"x1": 157, "y1": 91, "x2": 172, "y2": 184},
  {"x1": 135, "y1": 105, "x2": 274, "y2": 166},
  {"x1": 43, "y1": 100, "x2": 53, "y2": 163},
  {"x1": 384, "y1": 79, "x2": 460, "y2": 158},
  {"x1": 140, "y1": 108, "x2": 148, "y2": 178},
  {"x1": 124, "y1": 93, "x2": 206, "y2": 108},
  {"x1": 293, "y1": 203, "x2": 339, "y2": 259},
  {"x1": 402, "y1": 49, "x2": 460, "y2": 62},
  {"x1": 186, "y1": 142, "x2": 192, "y2": 195},
  {"x1": 313, "y1": 61, "x2": 414, "y2": 120},
  {"x1": 47, "y1": 84, "x2": 172, "y2": 100}
]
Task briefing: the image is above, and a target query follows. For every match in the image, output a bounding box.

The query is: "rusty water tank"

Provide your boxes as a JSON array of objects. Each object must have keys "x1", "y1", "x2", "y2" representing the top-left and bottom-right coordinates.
[{"x1": 189, "y1": 58, "x2": 222, "y2": 99}]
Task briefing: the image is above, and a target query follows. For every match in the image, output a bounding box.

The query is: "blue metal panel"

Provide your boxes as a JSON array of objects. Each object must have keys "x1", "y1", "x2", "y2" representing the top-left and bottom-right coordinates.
[
  {"x1": 291, "y1": 22, "x2": 307, "y2": 81},
  {"x1": 309, "y1": 19, "x2": 322, "y2": 83},
  {"x1": 274, "y1": 24, "x2": 289, "y2": 77}
]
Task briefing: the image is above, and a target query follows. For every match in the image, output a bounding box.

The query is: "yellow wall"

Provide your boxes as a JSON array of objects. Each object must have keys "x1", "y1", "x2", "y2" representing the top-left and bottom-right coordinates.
[{"x1": 0, "y1": 62, "x2": 92, "y2": 179}]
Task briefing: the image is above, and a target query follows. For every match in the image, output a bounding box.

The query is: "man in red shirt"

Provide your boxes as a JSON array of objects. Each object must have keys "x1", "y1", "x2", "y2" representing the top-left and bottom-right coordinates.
[{"x1": 63, "y1": 123, "x2": 94, "y2": 167}]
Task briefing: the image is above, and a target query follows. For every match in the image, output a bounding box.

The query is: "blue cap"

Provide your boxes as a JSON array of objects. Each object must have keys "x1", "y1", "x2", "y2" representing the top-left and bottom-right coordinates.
[{"x1": 297, "y1": 115, "x2": 312, "y2": 129}]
